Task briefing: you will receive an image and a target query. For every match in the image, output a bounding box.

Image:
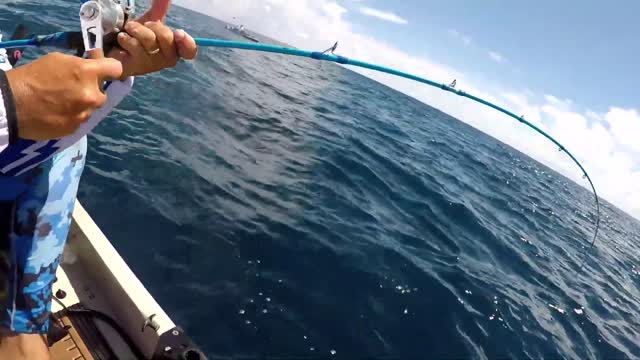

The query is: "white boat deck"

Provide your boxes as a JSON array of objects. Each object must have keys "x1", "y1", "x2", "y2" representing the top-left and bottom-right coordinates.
[{"x1": 51, "y1": 201, "x2": 176, "y2": 359}]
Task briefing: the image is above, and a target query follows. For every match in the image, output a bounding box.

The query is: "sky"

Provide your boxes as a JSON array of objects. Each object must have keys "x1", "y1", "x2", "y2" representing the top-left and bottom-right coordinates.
[{"x1": 175, "y1": 0, "x2": 640, "y2": 219}]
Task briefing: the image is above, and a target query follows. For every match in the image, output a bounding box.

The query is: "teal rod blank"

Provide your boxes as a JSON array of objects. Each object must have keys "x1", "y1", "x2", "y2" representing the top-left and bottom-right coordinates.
[
  {"x1": 0, "y1": 35, "x2": 601, "y2": 248},
  {"x1": 0, "y1": 38, "x2": 35, "y2": 48},
  {"x1": 194, "y1": 38, "x2": 600, "y2": 249}
]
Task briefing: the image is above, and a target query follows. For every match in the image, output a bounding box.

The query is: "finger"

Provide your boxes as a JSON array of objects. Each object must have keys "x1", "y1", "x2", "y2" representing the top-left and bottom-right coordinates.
[
  {"x1": 107, "y1": 48, "x2": 131, "y2": 80},
  {"x1": 124, "y1": 21, "x2": 160, "y2": 54},
  {"x1": 108, "y1": 47, "x2": 129, "y2": 62},
  {"x1": 75, "y1": 107, "x2": 101, "y2": 125},
  {"x1": 78, "y1": 86, "x2": 108, "y2": 114},
  {"x1": 86, "y1": 48, "x2": 105, "y2": 60},
  {"x1": 174, "y1": 29, "x2": 197, "y2": 60},
  {"x1": 94, "y1": 91, "x2": 108, "y2": 108},
  {"x1": 138, "y1": 0, "x2": 171, "y2": 23},
  {"x1": 117, "y1": 31, "x2": 151, "y2": 61},
  {"x1": 147, "y1": 22, "x2": 177, "y2": 64},
  {"x1": 88, "y1": 57, "x2": 124, "y2": 81}
]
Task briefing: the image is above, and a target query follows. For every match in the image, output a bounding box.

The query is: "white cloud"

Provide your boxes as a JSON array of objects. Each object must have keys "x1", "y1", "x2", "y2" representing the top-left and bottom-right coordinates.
[
  {"x1": 449, "y1": 29, "x2": 472, "y2": 46},
  {"x1": 323, "y1": 2, "x2": 347, "y2": 19},
  {"x1": 544, "y1": 94, "x2": 572, "y2": 109},
  {"x1": 606, "y1": 108, "x2": 640, "y2": 153},
  {"x1": 358, "y1": 7, "x2": 408, "y2": 25},
  {"x1": 585, "y1": 110, "x2": 601, "y2": 123},
  {"x1": 488, "y1": 50, "x2": 506, "y2": 63},
  {"x1": 174, "y1": 0, "x2": 640, "y2": 219}
]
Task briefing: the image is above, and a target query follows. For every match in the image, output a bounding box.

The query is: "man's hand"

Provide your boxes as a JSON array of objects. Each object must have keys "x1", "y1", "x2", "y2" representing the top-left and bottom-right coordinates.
[
  {"x1": 108, "y1": 0, "x2": 198, "y2": 79},
  {"x1": 6, "y1": 50, "x2": 123, "y2": 140},
  {"x1": 109, "y1": 21, "x2": 197, "y2": 79}
]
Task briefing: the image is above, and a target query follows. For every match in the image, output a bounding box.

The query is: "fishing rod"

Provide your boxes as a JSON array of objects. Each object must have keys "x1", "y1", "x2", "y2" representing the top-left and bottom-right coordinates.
[{"x1": 0, "y1": 0, "x2": 601, "y2": 252}]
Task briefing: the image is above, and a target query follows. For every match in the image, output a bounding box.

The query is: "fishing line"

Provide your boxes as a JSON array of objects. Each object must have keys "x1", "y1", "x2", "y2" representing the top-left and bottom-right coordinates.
[{"x1": 0, "y1": 34, "x2": 601, "y2": 255}]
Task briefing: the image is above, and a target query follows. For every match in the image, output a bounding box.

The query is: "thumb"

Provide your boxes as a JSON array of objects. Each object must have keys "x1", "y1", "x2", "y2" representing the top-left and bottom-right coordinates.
[
  {"x1": 86, "y1": 48, "x2": 105, "y2": 60},
  {"x1": 174, "y1": 29, "x2": 198, "y2": 60},
  {"x1": 89, "y1": 57, "x2": 124, "y2": 81}
]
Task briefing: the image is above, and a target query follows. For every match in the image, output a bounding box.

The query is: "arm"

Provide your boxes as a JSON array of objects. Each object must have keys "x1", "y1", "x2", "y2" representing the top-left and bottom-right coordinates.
[
  {"x1": 0, "y1": 67, "x2": 119, "y2": 199},
  {"x1": 0, "y1": 73, "x2": 133, "y2": 152},
  {"x1": 0, "y1": 53, "x2": 124, "y2": 177},
  {"x1": 0, "y1": 21, "x2": 196, "y2": 178}
]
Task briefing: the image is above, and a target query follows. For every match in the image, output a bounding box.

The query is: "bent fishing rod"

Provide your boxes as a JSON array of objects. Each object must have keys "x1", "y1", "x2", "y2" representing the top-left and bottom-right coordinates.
[{"x1": 0, "y1": 0, "x2": 601, "y2": 253}]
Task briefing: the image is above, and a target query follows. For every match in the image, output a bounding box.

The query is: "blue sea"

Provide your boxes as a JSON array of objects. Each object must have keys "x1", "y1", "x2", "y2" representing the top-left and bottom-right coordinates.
[{"x1": 2, "y1": 1, "x2": 640, "y2": 359}]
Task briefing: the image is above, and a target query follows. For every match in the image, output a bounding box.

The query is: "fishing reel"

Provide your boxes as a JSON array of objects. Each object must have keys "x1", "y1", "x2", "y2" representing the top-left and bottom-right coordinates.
[{"x1": 79, "y1": 0, "x2": 135, "y2": 52}]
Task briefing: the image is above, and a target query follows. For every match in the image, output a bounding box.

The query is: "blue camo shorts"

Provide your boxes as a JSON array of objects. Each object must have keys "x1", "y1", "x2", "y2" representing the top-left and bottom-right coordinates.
[{"x1": 0, "y1": 136, "x2": 87, "y2": 334}]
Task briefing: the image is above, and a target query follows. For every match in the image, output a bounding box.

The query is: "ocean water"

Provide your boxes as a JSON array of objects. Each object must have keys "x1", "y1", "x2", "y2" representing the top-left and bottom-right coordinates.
[{"x1": 3, "y1": 1, "x2": 640, "y2": 359}]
